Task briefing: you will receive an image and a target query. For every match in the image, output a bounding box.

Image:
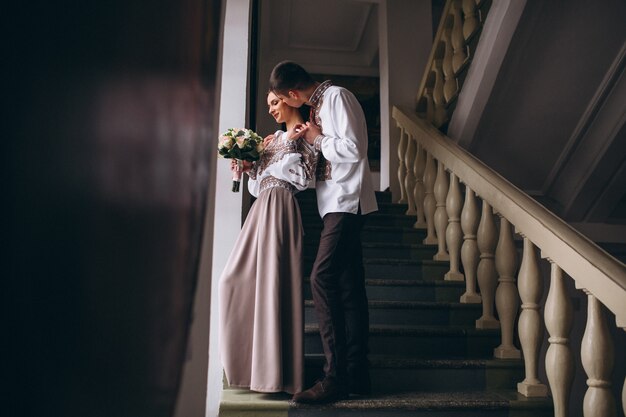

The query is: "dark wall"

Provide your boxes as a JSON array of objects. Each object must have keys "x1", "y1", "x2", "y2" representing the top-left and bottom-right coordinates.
[
  {"x1": 431, "y1": 0, "x2": 446, "y2": 39},
  {"x1": 5, "y1": 1, "x2": 222, "y2": 416},
  {"x1": 470, "y1": 0, "x2": 626, "y2": 191}
]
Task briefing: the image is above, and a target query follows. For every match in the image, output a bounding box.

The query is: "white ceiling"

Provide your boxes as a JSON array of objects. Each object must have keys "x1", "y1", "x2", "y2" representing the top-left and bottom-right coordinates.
[{"x1": 260, "y1": 0, "x2": 380, "y2": 76}]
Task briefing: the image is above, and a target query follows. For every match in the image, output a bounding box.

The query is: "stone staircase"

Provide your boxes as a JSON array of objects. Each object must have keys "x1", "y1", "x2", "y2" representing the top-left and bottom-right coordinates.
[{"x1": 219, "y1": 189, "x2": 554, "y2": 417}]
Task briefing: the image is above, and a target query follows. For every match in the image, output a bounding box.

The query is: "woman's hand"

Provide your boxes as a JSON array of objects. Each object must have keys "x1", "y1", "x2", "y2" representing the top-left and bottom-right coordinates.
[
  {"x1": 263, "y1": 134, "x2": 274, "y2": 147},
  {"x1": 230, "y1": 159, "x2": 253, "y2": 173},
  {"x1": 287, "y1": 123, "x2": 307, "y2": 141}
]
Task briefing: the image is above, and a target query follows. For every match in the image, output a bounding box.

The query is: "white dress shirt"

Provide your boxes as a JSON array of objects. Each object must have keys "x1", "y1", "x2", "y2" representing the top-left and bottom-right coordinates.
[{"x1": 311, "y1": 83, "x2": 378, "y2": 217}]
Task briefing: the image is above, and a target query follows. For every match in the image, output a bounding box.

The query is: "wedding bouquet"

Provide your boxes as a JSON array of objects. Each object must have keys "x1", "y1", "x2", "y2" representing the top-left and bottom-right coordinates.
[{"x1": 218, "y1": 128, "x2": 265, "y2": 192}]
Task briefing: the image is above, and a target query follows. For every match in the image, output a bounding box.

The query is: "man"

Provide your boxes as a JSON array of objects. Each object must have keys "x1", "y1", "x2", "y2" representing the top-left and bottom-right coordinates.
[{"x1": 269, "y1": 61, "x2": 378, "y2": 403}]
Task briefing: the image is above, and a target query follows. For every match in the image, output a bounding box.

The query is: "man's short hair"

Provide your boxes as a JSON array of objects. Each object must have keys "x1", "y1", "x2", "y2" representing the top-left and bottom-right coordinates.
[{"x1": 269, "y1": 61, "x2": 315, "y2": 95}]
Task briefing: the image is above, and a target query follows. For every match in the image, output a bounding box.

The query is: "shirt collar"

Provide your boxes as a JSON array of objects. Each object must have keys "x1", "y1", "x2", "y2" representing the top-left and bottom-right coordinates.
[{"x1": 309, "y1": 80, "x2": 332, "y2": 108}]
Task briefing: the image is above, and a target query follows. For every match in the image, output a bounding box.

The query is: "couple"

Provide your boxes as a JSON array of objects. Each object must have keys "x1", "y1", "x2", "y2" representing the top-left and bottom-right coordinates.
[{"x1": 219, "y1": 61, "x2": 378, "y2": 403}]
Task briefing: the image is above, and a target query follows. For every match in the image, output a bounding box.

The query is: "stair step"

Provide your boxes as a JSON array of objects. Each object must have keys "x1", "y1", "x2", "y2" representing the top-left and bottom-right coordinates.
[
  {"x1": 375, "y1": 192, "x2": 392, "y2": 203},
  {"x1": 303, "y1": 242, "x2": 438, "y2": 260},
  {"x1": 365, "y1": 258, "x2": 448, "y2": 280},
  {"x1": 288, "y1": 390, "x2": 554, "y2": 417},
  {"x1": 301, "y1": 212, "x2": 417, "y2": 228},
  {"x1": 303, "y1": 278, "x2": 465, "y2": 301},
  {"x1": 219, "y1": 388, "x2": 289, "y2": 417},
  {"x1": 304, "y1": 354, "x2": 524, "y2": 393},
  {"x1": 363, "y1": 226, "x2": 428, "y2": 243},
  {"x1": 296, "y1": 189, "x2": 393, "y2": 204},
  {"x1": 302, "y1": 225, "x2": 428, "y2": 244},
  {"x1": 305, "y1": 324, "x2": 501, "y2": 358},
  {"x1": 303, "y1": 258, "x2": 449, "y2": 280},
  {"x1": 372, "y1": 202, "x2": 410, "y2": 214},
  {"x1": 305, "y1": 300, "x2": 481, "y2": 326},
  {"x1": 362, "y1": 242, "x2": 437, "y2": 259},
  {"x1": 220, "y1": 389, "x2": 553, "y2": 417},
  {"x1": 300, "y1": 201, "x2": 410, "y2": 217}
]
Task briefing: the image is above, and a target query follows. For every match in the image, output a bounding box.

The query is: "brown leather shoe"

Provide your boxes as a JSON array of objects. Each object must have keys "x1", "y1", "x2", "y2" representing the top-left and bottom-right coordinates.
[{"x1": 292, "y1": 377, "x2": 347, "y2": 404}]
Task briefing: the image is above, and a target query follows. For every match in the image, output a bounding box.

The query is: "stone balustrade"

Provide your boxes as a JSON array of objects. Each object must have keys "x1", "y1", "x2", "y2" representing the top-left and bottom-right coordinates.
[
  {"x1": 415, "y1": 0, "x2": 491, "y2": 130},
  {"x1": 393, "y1": 104, "x2": 626, "y2": 417}
]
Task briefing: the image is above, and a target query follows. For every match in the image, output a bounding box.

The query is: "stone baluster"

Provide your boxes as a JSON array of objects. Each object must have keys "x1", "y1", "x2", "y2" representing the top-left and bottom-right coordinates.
[
  {"x1": 451, "y1": 1, "x2": 468, "y2": 74},
  {"x1": 544, "y1": 262, "x2": 574, "y2": 417},
  {"x1": 432, "y1": 61, "x2": 443, "y2": 104},
  {"x1": 396, "y1": 125, "x2": 407, "y2": 203},
  {"x1": 476, "y1": 201, "x2": 499, "y2": 329},
  {"x1": 462, "y1": 0, "x2": 480, "y2": 41},
  {"x1": 424, "y1": 89, "x2": 435, "y2": 124},
  {"x1": 432, "y1": 59, "x2": 447, "y2": 128},
  {"x1": 494, "y1": 217, "x2": 520, "y2": 358},
  {"x1": 404, "y1": 132, "x2": 417, "y2": 216},
  {"x1": 433, "y1": 161, "x2": 450, "y2": 261},
  {"x1": 445, "y1": 173, "x2": 463, "y2": 280},
  {"x1": 412, "y1": 142, "x2": 427, "y2": 229},
  {"x1": 517, "y1": 237, "x2": 547, "y2": 397},
  {"x1": 442, "y1": 22, "x2": 458, "y2": 104},
  {"x1": 422, "y1": 152, "x2": 437, "y2": 245},
  {"x1": 460, "y1": 187, "x2": 481, "y2": 303},
  {"x1": 581, "y1": 291, "x2": 616, "y2": 417}
]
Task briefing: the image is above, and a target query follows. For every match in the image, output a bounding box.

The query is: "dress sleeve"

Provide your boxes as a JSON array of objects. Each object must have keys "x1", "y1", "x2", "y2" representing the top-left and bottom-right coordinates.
[
  {"x1": 247, "y1": 175, "x2": 260, "y2": 197},
  {"x1": 274, "y1": 153, "x2": 309, "y2": 191},
  {"x1": 313, "y1": 89, "x2": 367, "y2": 163},
  {"x1": 263, "y1": 139, "x2": 310, "y2": 191},
  {"x1": 247, "y1": 160, "x2": 259, "y2": 180}
]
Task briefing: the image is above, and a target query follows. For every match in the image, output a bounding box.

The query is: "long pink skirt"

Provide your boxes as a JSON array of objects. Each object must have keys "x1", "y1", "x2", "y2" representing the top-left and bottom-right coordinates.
[{"x1": 219, "y1": 186, "x2": 304, "y2": 394}]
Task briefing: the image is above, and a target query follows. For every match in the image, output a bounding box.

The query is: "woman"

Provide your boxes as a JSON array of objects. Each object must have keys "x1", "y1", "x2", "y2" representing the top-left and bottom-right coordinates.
[{"x1": 219, "y1": 92, "x2": 316, "y2": 394}]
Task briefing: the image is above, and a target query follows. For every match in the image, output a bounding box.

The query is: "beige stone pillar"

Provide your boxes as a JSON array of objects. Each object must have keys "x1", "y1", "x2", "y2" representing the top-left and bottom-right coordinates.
[
  {"x1": 544, "y1": 262, "x2": 574, "y2": 417},
  {"x1": 476, "y1": 201, "x2": 499, "y2": 329},
  {"x1": 412, "y1": 142, "x2": 427, "y2": 229},
  {"x1": 434, "y1": 161, "x2": 450, "y2": 261},
  {"x1": 445, "y1": 173, "x2": 463, "y2": 280},
  {"x1": 404, "y1": 132, "x2": 417, "y2": 215},
  {"x1": 396, "y1": 126, "x2": 407, "y2": 203},
  {"x1": 423, "y1": 152, "x2": 437, "y2": 245},
  {"x1": 581, "y1": 292, "x2": 616, "y2": 417},
  {"x1": 460, "y1": 187, "x2": 481, "y2": 303},
  {"x1": 494, "y1": 217, "x2": 520, "y2": 359}
]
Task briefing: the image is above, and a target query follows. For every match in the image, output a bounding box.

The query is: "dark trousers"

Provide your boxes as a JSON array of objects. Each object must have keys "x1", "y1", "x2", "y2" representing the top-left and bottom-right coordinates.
[{"x1": 310, "y1": 212, "x2": 369, "y2": 383}]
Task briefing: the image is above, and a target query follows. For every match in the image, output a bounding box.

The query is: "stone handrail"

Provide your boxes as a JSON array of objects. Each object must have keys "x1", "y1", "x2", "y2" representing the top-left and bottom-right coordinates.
[{"x1": 393, "y1": 104, "x2": 626, "y2": 417}]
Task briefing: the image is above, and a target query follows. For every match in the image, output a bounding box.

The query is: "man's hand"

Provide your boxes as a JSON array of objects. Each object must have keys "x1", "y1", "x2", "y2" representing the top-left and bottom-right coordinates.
[
  {"x1": 302, "y1": 122, "x2": 321, "y2": 145},
  {"x1": 290, "y1": 121, "x2": 321, "y2": 145}
]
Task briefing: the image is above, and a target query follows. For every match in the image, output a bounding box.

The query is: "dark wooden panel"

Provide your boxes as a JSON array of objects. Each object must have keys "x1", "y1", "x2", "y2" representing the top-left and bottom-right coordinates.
[{"x1": 6, "y1": 1, "x2": 222, "y2": 416}]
